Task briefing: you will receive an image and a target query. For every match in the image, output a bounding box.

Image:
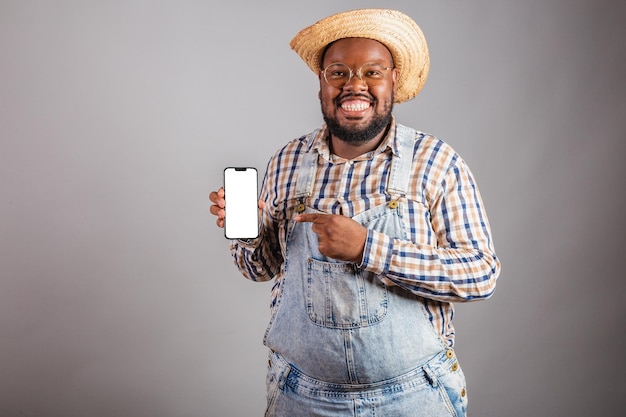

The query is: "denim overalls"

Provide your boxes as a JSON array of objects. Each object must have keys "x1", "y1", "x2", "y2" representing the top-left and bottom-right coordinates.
[{"x1": 263, "y1": 124, "x2": 468, "y2": 416}]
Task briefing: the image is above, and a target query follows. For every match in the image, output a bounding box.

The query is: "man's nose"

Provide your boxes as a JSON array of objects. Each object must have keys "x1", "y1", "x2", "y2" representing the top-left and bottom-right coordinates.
[{"x1": 343, "y1": 73, "x2": 368, "y2": 91}]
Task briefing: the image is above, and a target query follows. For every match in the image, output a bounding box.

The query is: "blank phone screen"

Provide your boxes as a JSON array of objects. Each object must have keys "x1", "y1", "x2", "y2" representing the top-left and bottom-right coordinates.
[{"x1": 223, "y1": 167, "x2": 259, "y2": 239}]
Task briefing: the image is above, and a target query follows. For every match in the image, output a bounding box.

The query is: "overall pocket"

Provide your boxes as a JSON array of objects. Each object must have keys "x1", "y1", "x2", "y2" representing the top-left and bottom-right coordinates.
[{"x1": 305, "y1": 259, "x2": 388, "y2": 329}]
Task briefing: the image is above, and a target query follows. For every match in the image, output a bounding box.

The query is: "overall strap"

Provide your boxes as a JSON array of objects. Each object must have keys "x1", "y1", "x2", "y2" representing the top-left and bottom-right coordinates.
[
  {"x1": 295, "y1": 124, "x2": 416, "y2": 200},
  {"x1": 386, "y1": 123, "x2": 417, "y2": 198},
  {"x1": 294, "y1": 129, "x2": 320, "y2": 199}
]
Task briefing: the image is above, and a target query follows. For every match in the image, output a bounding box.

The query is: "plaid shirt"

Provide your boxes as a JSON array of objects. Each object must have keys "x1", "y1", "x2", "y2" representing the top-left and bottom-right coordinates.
[{"x1": 231, "y1": 118, "x2": 501, "y2": 347}]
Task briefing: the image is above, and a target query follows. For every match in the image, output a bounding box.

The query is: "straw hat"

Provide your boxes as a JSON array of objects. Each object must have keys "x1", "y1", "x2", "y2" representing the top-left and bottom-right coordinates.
[{"x1": 290, "y1": 8, "x2": 429, "y2": 103}]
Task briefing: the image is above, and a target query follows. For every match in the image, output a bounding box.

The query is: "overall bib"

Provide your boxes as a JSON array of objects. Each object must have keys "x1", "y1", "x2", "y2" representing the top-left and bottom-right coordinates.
[{"x1": 263, "y1": 125, "x2": 468, "y2": 417}]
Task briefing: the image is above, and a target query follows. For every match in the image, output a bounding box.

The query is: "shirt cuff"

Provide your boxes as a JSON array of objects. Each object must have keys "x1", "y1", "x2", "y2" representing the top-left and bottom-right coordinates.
[{"x1": 358, "y1": 229, "x2": 393, "y2": 275}]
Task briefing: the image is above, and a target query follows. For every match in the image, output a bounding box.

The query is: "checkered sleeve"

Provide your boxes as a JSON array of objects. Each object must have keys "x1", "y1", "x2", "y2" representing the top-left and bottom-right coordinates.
[
  {"x1": 229, "y1": 156, "x2": 284, "y2": 282},
  {"x1": 360, "y1": 149, "x2": 501, "y2": 302},
  {"x1": 229, "y1": 136, "x2": 309, "y2": 282}
]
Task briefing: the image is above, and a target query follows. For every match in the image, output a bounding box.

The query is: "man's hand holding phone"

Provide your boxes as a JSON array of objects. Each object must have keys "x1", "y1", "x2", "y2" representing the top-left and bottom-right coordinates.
[
  {"x1": 209, "y1": 167, "x2": 264, "y2": 240},
  {"x1": 208, "y1": 187, "x2": 227, "y2": 229}
]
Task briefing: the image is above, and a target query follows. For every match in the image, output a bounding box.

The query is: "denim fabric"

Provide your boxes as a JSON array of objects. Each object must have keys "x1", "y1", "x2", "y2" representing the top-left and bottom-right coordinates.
[
  {"x1": 263, "y1": 125, "x2": 467, "y2": 415},
  {"x1": 265, "y1": 350, "x2": 467, "y2": 417}
]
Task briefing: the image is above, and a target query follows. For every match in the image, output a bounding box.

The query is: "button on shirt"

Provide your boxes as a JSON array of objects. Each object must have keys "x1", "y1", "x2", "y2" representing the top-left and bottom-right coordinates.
[{"x1": 231, "y1": 119, "x2": 501, "y2": 347}]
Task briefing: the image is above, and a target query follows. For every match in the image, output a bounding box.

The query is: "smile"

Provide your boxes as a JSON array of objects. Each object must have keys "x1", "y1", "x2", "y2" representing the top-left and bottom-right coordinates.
[{"x1": 340, "y1": 100, "x2": 371, "y2": 112}]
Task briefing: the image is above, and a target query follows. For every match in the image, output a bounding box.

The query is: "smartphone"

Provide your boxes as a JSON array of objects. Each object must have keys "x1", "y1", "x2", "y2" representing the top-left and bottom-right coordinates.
[{"x1": 223, "y1": 167, "x2": 259, "y2": 239}]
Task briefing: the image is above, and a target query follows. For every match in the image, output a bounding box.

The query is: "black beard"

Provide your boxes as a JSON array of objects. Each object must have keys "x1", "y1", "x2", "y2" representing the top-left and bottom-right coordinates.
[{"x1": 322, "y1": 96, "x2": 394, "y2": 145}]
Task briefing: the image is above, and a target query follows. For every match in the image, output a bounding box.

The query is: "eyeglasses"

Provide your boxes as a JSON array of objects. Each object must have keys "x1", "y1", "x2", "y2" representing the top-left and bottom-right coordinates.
[{"x1": 321, "y1": 62, "x2": 394, "y2": 88}]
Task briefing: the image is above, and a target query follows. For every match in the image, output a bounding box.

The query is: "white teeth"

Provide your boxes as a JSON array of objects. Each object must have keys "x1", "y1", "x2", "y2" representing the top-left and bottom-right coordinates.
[{"x1": 341, "y1": 102, "x2": 369, "y2": 111}]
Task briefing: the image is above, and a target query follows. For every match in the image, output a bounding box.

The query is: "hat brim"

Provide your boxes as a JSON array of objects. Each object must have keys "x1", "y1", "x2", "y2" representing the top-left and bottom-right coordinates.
[{"x1": 290, "y1": 8, "x2": 429, "y2": 103}]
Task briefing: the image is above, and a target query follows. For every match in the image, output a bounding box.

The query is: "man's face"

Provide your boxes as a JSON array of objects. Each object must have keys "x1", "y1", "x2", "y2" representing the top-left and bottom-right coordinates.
[{"x1": 319, "y1": 38, "x2": 397, "y2": 145}]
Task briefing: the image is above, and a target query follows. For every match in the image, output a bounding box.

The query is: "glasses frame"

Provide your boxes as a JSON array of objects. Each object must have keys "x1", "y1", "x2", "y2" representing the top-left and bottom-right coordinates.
[{"x1": 321, "y1": 62, "x2": 394, "y2": 88}]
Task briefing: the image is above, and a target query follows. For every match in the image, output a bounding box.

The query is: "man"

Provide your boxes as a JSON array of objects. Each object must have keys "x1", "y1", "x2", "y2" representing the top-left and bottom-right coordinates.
[{"x1": 209, "y1": 8, "x2": 501, "y2": 417}]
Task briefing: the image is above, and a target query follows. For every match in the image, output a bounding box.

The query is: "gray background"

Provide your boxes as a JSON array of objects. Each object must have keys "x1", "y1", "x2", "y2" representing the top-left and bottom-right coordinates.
[{"x1": 1, "y1": 0, "x2": 625, "y2": 416}]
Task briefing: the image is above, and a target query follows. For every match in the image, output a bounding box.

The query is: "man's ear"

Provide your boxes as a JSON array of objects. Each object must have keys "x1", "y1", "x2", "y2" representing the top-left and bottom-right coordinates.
[
  {"x1": 318, "y1": 71, "x2": 323, "y2": 99},
  {"x1": 392, "y1": 68, "x2": 399, "y2": 93}
]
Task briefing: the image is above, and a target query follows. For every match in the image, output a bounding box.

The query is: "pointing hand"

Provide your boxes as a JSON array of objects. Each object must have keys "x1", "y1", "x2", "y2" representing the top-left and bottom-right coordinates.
[{"x1": 295, "y1": 213, "x2": 367, "y2": 263}]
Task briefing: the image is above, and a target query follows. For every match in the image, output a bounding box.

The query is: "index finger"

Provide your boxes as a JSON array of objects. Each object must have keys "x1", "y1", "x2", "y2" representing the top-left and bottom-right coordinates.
[
  {"x1": 294, "y1": 213, "x2": 327, "y2": 223},
  {"x1": 209, "y1": 187, "x2": 225, "y2": 204}
]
